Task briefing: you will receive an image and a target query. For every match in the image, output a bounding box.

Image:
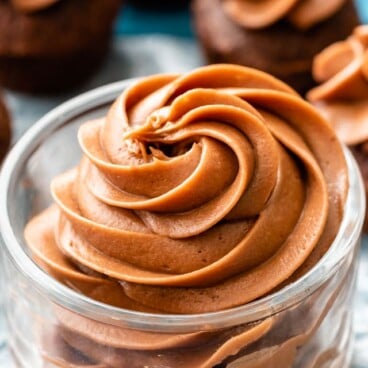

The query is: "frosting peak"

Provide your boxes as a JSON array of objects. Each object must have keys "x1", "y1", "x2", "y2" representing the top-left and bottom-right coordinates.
[
  {"x1": 308, "y1": 26, "x2": 368, "y2": 145},
  {"x1": 222, "y1": 0, "x2": 346, "y2": 30}
]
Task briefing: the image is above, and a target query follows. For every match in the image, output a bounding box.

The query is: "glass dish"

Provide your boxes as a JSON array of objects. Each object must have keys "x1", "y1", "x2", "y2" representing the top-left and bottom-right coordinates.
[{"x1": 0, "y1": 80, "x2": 365, "y2": 368}]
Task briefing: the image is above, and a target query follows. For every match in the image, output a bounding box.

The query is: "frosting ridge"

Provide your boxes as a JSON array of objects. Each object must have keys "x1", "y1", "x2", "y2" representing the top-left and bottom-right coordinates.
[{"x1": 222, "y1": 0, "x2": 346, "y2": 30}]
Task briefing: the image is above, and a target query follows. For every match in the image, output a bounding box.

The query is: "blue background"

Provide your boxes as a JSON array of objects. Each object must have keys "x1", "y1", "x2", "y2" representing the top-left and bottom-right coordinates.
[{"x1": 116, "y1": 0, "x2": 368, "y2": 37}]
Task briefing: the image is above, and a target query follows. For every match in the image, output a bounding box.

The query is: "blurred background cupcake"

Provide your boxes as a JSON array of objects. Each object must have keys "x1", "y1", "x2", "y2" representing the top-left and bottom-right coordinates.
[
  {"x1": 0, "y1": 0, "x2": 121, "y2": 93},
  {"x1": 192, "y1": 0, "x2": 360, "y2": 94},
  {"x1": 0, "y1": 93, "x2": 10, "y2": 163},
  {"x1": 307, "y1": 25, "x2": 368, "y2": 230}
]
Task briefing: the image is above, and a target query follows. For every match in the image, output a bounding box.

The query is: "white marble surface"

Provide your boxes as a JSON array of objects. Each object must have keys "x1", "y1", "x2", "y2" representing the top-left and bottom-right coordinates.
[{"x1": 0, "y1": 35, "x2": 367, "y2": 368}]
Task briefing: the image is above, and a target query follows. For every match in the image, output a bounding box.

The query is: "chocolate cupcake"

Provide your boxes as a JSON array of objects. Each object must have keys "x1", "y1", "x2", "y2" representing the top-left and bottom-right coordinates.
[
  {"x1": 307, "y1": 25, "x2": 368, "y2": 230},
  {"x1": 0, "y1": 93, "x2": 11, "y2": 163},
  {"x1": 192, "y1": 0, "x2": 360, "y2": 94},
  {"x1": 0, "y1": 0, "x2": 121, "y2": 93}
]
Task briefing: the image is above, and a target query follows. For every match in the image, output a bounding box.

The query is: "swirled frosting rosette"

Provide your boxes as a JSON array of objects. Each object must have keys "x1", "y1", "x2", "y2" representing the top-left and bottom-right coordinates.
[
  {"x1": 24, "y1": 64, "x2": 349, "y2": 367},
  {"x1": 25, "y1": 64, "x2": 348, "y2": 316},
  {"x1": 222, "y1": 0, "x2": 346, "y2": 30}
]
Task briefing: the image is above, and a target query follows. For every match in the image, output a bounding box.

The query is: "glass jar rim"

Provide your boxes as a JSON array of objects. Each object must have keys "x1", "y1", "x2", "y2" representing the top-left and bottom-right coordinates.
[{"x1": 0, "y1": 80, "x2": 365, "y2": 333}]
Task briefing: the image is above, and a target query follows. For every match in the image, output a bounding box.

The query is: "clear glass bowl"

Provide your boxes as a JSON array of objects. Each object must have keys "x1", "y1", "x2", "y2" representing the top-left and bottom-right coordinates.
[{"x1": 0, "y1": 80, "x2": 365, "y2": 368}]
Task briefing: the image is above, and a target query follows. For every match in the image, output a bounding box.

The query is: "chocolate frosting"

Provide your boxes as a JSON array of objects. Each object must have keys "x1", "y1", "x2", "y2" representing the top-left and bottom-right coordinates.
[
  {"x1": 25, "y1": 64, "x2": 347, "y2": 315},
  {"x1": 24, "y1": 64, "x2": 349, "y2": 368},
  {"x1": 222, "y1": 0, "x2": 346, "y2": 30},
  {"x1": 308, "y1": 26, "x2": 368, "y2": 145},
  {"x1": 11, "y1": 0, "x2": 60, "y2": 13}
]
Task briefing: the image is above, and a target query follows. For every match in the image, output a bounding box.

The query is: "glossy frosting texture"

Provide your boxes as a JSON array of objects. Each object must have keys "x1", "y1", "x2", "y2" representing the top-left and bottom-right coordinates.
[
  {"x1": 25, "y1": 64, "x2": 348, "y2": 316},
  {"x1": 308, "y1": 26, "x2": 368, "y2": 145},
  {"x1": 222, "y1": 0, "x2": 346, "y2": 30},
  {"x1": 11, "y1": 0, "x2": 60, "y2": 13}
]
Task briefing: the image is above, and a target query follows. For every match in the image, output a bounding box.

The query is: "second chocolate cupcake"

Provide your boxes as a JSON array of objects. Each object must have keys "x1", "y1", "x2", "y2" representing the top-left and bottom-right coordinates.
[
  {"x1": 0, "y1": 0, "x2": 121, "y2": 93},
  {"x1": 308, "y1": 25, "x2": 368, "y2": 230},
  {"x1": 192, "y1": 0, "x2": 360, "y2": 94}
]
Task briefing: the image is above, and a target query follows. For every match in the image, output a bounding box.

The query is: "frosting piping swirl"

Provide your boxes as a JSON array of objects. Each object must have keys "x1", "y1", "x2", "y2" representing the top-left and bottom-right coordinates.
[{"x1": 25, "y1": 64, "x2": 348, "y2": 316}]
